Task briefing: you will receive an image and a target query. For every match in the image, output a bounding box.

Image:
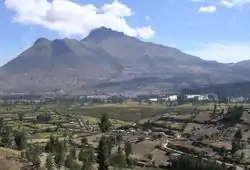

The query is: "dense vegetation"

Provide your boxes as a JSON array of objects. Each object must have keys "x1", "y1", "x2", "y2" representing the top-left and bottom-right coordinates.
[
  {"x1": 222, "y1": 106, "x2": 244, "y2": 124},
  {"x1": 168, "y1": 155, "x2": 233, "y2": 170}
]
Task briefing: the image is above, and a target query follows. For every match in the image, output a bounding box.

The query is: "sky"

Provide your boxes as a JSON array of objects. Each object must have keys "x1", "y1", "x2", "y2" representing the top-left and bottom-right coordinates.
[{"x1": 1, "y1": 0, "x2": 250, "y2": 65}]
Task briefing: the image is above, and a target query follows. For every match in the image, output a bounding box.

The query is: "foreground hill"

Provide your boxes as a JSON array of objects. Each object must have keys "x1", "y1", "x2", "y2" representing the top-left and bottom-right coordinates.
[{"x1": 0, "y1": 27, "x2": 249, "y2": 93}]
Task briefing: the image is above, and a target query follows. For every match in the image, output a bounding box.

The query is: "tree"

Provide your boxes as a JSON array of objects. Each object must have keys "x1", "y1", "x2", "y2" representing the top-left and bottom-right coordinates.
[
  {"x1": 45, "y1": 154, "x2": 54, "y2": 170},
  {"x1": 168, "y1": 154, "x2": 228, "y2": 170},
  {"x1": 82, "y1": 162, "x2": 92, "y2": 170},
  {"x1": 54, "y1": 140, "x2": 66, "y2": 169},
  {"x1": 79, "y1": 148, "x2": 94, "y2": 170},
  {"x1": 241, "y1": 152, "x2": 245, "y2": 161},
  {"x1": 54, "y1": 152, "x2": 65, "y2": 170},
  {"x1": 36, "y1": 113, "x2": 51, "y2": 123},
  {"x1": 234, "y1": 128, "x2": 243, "y2": 140},
  {"x1": 70, "y1": 147, "x2": 77, "y2": 160},
  {"x1": 124, "y1": 140, "x2": 132, "y2": 161},
  {"x1": 34, "y1": 105, "x2": 40, "y2": 112},
  {"x1": 14, "y1": 131, "x2": 27, "y2": 150},
  {"x1": 32, "y1": 155, "x2": 41, "y2": 170},
  {"x1": 0, "y1": 118, "x2": 5, "y2": 135},
  {"x1": 222, "y1": 106, "x2": 244, "y2": 124},
  {"x1": 79, "y1": 149, "x2": 85, "y2": 162},
  {"x1": 32, "y1": 145, "x2": 42, "y2": 170},
  {"x1": 109, "y1": 135, "x2": 117, "y2": 146},
  {"x1": 138, "y1": 136, "x2": 145, "y2": 142},
  {"x1": 18, "y1": 112, "x2": 24, "y2": 121},
  {"x1": 45, "y1": 140, "x2": 53, "y2": 153},
  {"x1": 145, "y1": 153, "x2": 153, "y2": 160},
  {"x1": 219, "y1": 147, "x2": 227, "y2": 158},
  {"x1": 20, "y1": 134, "x2": 28, "y2": 150},
  {"x1": 65, "y1": 153, "x2": 81, "y2": 170},
  {"x1": 24, "y1": 145, "x2": 41, "y2": 170},
  {"x1": 98, "y1": 114, "x2": 111, "y2": 132},
  {"x1": 107, "y1": 136, "x2": 113, "y2": 157},
  {"x1": 45, "y1": 135, "x2": 59, "y2": 153},
  {"x1": 231, "y1": 128, "x2": 243, "y2": 155},
  {"x1": 231, "y1": 140, "x2": 241, "y2": 155},
  {"x1": 1, "y1": 126, "x2": 12, "y2": 147},
  {"x1": 81, "y1": 137, "x2": 88, "y2": 145},
  {"x1": 116, "y1": 134, "x2": 123, "y2": 145},
  {"x1": 56, "y1": 140, "x2": 66, "y2": 154},
  {"x1": 220, "y1": 108, "x2": 225, "y2": 115},
  {"x1": 97, "y1": 136, "x2": 110, "y2": 170},
  {"x1": 65, "y1": 154, "x2": 75, "y2": 169},
  {"x1": 110, "y1": 146, "x2": 126, "y2": 168},
  {"x1": 0, "y1": 119, "x2": 12, "y2": 147},
  {"x1": 213, "y1": 104, "x2": 217, "y2": 114}
]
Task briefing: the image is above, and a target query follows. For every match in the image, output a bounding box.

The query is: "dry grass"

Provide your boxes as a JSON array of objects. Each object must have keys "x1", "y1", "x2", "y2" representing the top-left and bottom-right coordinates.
[
  {"x1": 152, "y1": 149, "x2": 169, "y2": 166},
  {"x1": 71, "y1": 106, "x2": 169, "y2": 121},
  {"x1": 132, "y1": 140, "x2": 159, "y2": 159},
  {"x1": 0, "y1": 148, "x2": 24, "y2": 170},
  {"x1": 0, "y1": 148, "x2": 20, "y2": 156}
]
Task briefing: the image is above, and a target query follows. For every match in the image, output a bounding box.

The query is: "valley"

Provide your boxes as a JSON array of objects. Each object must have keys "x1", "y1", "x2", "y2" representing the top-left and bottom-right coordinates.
[{"x1": 0, "y1": 97, "x2": 249, "y2": 169}]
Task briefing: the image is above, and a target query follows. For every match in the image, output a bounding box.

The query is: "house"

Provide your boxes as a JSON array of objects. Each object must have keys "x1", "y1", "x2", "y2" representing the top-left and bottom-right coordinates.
[
  {"x1": 186, "y1": 94, "x2": 209, "y2": 101},
  {"x1": 230, "y1": 96, "x2": 244, "y2": 103},
  {"x1": 163, "y1": 95, "x2": 178, "y2": 102},
  {"x1": 149, "y1": 98, "x2": 158, "y2": 102}
]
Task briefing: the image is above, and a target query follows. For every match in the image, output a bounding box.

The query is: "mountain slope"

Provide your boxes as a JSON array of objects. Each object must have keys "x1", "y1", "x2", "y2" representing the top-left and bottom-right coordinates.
[
  {"x1": 230, "y1": 60, "x2": 250, "y2": 78},
  {"x1": 82, "y1": 27, "x2": 249, "y2": 92},
  {"x1": 0, "y1": 27, "x2": 249, "y2": 93},
  {"x1": 83, "y1": 28, "x2": 241, "y2": 77},
  {"x1": 0, "y1": 37, "x2": 122, "y2": 92},
  {"x1": 182, "y1": 81, "x2": 250, "y2": 98}
]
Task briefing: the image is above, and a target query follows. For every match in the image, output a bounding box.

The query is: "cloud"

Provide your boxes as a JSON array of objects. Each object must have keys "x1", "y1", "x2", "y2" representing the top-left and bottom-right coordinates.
[
  {"x1": 190, "y1": 0, "x2": 207, "y2": 2},
  {"x1": 145, "y1": 16, "x2": 151, "y2": 21},
  {"x1": 198, "y1": 5, "x2": 217, "y2": 13},
  {"x1": 192, "y1": 0, "x2": 250, "y2": 9},
  {"x1": 220, "y1": 0, "x2": 235, "y2": 7},
  {"x1": 4, "y1": 0, "x2": 155, "y2": 39},
  {"x1": 186, "y1": 43, "x2": 250, "y2": 63},
  {"x1": 136, "y1": 26, "x2": 155, "y2": 39},
  {"x1": 220, "y1": 0, "x2": 250, "y2": 8}
]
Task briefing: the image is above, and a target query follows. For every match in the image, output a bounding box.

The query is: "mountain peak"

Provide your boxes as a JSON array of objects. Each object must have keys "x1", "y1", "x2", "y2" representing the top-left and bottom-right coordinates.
[
  {"x1": 33, "y1": 38, "x2": 51, "y2": 45},
  {"x1": 83, "y1": 27, "x2": 126, "y2": 42},
  {"x1": 90, "y1": 27, "x2": 125, "y2": 37}
]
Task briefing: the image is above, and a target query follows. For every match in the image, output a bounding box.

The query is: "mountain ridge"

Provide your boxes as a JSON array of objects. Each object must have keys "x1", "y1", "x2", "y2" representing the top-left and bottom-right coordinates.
[{"x1": 0, "y1": 27, "x2": 250, "y2": 94}]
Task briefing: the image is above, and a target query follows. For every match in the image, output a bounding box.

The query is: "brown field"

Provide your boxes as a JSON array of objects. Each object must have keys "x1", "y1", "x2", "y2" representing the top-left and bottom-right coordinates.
[
  {"x1": 69, "y1": 106, "x2": 169, "y2": 121},
  {"x1": 132, "y1": 140, "x2": 159, "y2": 159},
  {"x1": 0, "y1": 148, "x2": 24, "y2": 170}
]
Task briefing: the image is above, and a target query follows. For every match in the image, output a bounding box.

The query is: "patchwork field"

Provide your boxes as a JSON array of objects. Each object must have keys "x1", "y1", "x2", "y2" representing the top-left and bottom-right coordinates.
[{"x1": 0, "y1": 100, "x2": 249, "y2": 169}]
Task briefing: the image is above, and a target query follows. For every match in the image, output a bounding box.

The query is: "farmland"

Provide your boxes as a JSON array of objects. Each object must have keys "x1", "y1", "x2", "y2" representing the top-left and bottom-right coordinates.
[{"x1": 0, "y1": 99, "x2": 249, "y2": 169}]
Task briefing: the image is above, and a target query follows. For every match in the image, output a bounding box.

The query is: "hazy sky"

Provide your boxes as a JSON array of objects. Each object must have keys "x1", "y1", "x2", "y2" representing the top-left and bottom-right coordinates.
[{"x1": 1, "y1": 0, "x2": 250, "y2": 65}]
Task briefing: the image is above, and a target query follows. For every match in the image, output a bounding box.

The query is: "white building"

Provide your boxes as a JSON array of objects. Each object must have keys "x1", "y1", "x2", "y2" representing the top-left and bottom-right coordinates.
[
  {"x1": 186, "y1": 94, "x2": 209, "y2": 101},
  {"x1": 161, "y1": 95, "x2": 178, "y2": 102},
  {"x1": 149, "y1": 98, "x2": 158, "y2": 102},
  {"x1": 166, "y1": 95, "x2": 178, "y2": 101}
]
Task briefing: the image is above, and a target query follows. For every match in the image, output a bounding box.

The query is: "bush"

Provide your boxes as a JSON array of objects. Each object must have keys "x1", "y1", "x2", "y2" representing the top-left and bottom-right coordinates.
[
  {"x1": 145, "y1": 153, "x2": 153, "y2": 160},
  {"x1": 137, "y1": 136, "x2": 145, "y2": 142},
  {"x1": 222, "y1": 106, "x2": 244, "y2": 124},
  {"x1": 168, "y1": 154, "x2": 228, "y2": 170}
]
